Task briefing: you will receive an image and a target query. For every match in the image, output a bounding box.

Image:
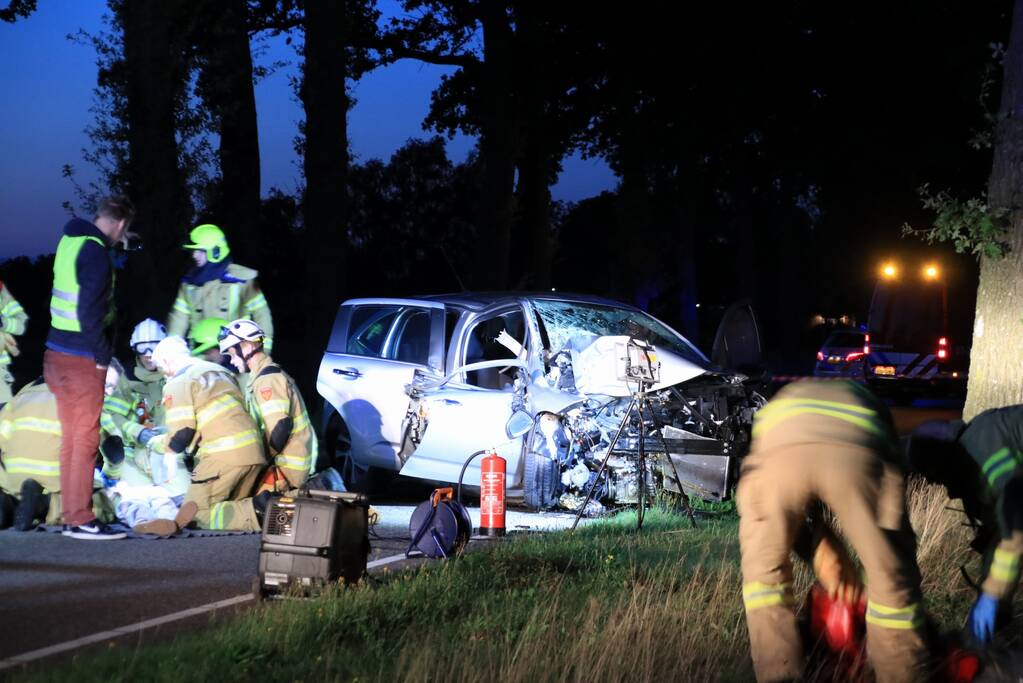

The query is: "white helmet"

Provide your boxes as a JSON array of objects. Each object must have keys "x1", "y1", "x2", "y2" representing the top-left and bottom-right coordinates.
[
  {"x1": 151, "y1": 336, "x2": 192, "y2": 373},
  {"x1": 129, "y1": 318, "x2": 168, "y2": 355},
  {"x1": 218, "y1": 319, "x2": 265, "y2": 353}
]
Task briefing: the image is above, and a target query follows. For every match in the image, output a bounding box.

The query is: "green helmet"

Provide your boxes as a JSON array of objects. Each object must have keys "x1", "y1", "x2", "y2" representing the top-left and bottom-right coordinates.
[
  {"x1": 189, "y1": 317, "x2": 229, "y2": 356},
  {"x1": 183, "y1": 224, "x2": 230, "y2": 263}
]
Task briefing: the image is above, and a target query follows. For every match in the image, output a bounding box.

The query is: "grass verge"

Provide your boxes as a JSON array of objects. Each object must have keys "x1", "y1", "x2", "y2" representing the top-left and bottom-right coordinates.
[{"x1": 16, "y1": 481, "x2": 1020, "y2": 682}]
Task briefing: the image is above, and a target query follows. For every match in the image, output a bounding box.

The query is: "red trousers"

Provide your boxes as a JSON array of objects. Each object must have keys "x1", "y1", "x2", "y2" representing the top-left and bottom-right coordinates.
[{"x1": 44, "y1": 350, "x2": 105, "y2": 526}]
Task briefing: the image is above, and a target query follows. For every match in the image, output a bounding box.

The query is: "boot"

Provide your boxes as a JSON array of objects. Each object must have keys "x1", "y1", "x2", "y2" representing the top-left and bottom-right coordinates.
[
  {"x1": 13, "y1": 479, "x2": 49, "y2": 531},
  {"x1": 0, "y1": 491, "x2": 15, "y2": 529},
  {"x1": 132, "y1": 501, "x2": 198, "y2": 536}
]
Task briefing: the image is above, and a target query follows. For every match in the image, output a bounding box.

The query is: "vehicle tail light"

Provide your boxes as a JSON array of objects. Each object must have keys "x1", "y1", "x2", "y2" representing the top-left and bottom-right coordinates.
[
  {"x1": 863, "y1": 334, "x2": 870, "y2": 356},
  {"x1": 845, "y1": 352, "x2": 865, "y2": 362},
  {"x1": 939, "y1": 337, "x2": 947, "y2": 347},
  {"x1": 937, "y1": 337, "x2": 948, "y2": 361},
  {"x1": 938, "y1": 349, "x2": 948, "y2": 360},
  {"x1": 817, "y1": 351, "x2": 825, "y2": 362}
]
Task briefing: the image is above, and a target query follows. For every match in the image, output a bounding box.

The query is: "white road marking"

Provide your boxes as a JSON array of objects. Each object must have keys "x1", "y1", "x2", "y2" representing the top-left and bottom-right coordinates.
[{"x1": 0, "y1": 551, "x2": 414, "y2": 671}]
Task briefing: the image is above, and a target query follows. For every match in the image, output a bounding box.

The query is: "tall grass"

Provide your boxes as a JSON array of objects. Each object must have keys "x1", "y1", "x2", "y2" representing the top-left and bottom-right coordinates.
[{"x1": 16, "y1": 482, "x2": 1008, "y2": 683}]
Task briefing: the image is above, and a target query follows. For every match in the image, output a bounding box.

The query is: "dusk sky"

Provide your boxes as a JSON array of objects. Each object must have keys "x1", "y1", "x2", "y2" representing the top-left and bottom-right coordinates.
[{"x1": 0, "y1": 0, "x2": 617, "y2": 260}]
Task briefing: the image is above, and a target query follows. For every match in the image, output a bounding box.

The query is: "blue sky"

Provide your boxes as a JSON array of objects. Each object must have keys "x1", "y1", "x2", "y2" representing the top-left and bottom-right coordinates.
[{"x1": 0, "y1": 0, "x2": 616, "y2": 260}]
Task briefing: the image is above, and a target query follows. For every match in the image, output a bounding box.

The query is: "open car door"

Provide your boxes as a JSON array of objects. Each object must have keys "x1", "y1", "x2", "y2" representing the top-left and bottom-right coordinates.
[
  {"x1": 317, "y1": 298, "x2": 446, "y2": 471},
  {"x1": 710, "y1": 299, "x2": 764, "y2": 376}
]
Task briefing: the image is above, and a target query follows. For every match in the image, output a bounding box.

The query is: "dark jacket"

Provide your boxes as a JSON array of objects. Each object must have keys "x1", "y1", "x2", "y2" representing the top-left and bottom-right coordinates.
[{"x1": 45, "y1": 218, "x2": 114, "y2": 366}]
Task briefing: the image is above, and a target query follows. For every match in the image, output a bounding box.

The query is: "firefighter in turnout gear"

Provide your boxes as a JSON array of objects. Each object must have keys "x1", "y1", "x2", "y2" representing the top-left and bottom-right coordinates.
[
  {"x1": 738, "y1": 380, "x2": 930, "y2": 683},
  {"x1": 0, "y1": 379, "x2": 63, "y2": 529},
  {"x1": 0, "y1": 280, "x2": 28, "y2": 407},
  {"x1": 167, "y1": 224, "x2": 274, "y2": 351},
  {"x1": 908, "y1": 406, "x2": 1023, "y2": 647},
  {"x1": 219, "y1": 319, "x2": 315, "y2": 490},
  {"x1": 132, "y1": 336, "x2": 265, "y2": 535}
]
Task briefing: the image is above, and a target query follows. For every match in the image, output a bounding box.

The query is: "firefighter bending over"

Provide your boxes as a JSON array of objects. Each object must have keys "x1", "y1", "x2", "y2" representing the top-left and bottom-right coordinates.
[
  {"x1": 738, "y1": 380, "x2": 930, "y2": 683},
  {"x1": 132, "y1": 336, "x2": 265, "y2": 536},
  {"x1": 908, "y1": 406, "x2": 1023, "y2": 647}
]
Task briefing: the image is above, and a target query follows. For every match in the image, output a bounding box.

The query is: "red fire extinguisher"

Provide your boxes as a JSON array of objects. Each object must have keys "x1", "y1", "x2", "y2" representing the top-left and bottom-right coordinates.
[{"x1": 479, "y1": 450, "x2": 506, "y2": 536}]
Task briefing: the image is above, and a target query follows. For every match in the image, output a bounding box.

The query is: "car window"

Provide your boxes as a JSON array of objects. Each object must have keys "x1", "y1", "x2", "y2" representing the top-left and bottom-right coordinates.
[
  {"x1": 346, "y1": 306, "x2": 400, "y2": 358},
  {"x1": 390, "y1": 310, "x2": 432, "y2": 365},
  {"x1": 464, "y1": 309, "x2": 526, "y2": 389},
  {"x1": 825, "y1": 332, "x2": 865, "y2": 348}
]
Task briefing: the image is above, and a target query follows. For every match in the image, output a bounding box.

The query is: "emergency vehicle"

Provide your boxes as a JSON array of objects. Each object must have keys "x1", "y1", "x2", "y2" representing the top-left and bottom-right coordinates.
[{"x1": 864, "y1": 260, "x2": 965, "y2": 401}]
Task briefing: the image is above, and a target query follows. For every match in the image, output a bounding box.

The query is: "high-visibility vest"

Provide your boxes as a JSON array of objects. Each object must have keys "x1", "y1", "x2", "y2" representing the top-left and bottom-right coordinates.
[{"x1": 49, "y1": 235, "x2": 106, "y2": 332}]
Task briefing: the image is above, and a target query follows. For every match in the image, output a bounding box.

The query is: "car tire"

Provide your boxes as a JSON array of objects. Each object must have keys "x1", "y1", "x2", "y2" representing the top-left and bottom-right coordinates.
[{"x1": 523, "y1": 449, "x2": 559, "y2": 510}]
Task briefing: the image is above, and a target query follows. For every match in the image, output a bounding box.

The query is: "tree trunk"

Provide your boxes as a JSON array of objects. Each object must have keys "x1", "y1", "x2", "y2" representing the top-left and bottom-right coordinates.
[
  {"x1": 121, "y1": 0, "x2": 192, "y2": 321},
  {"x1": 301, "y1": 0, "x2": 349, "y2": 366},
  {"x1": 964, "y1": 0, "x2": 1023, "y2": 419},
  {"x1": 200, "y1": 0, "x2": 260, "y2": 258},
  {"x1": 475, "y1": 2, "x2": 516, "y2": 289},
  {"x1": 515, "y1": 133, "x2": 555, "y2": 289}
]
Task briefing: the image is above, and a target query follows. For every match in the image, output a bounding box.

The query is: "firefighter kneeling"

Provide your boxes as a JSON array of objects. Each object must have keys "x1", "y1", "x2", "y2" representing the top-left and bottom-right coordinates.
[
  {"x1": 738, "y1": 380, "x2": 930, "y2": 683},
  {"x1": 132, "y1": 336, "x2": 265, "y2": 535}
]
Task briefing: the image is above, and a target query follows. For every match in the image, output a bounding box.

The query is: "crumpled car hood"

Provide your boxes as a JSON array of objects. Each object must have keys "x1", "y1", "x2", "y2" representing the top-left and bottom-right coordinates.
[{"x1": 570, "y1": 335, "x2": 709, "y2": 397}]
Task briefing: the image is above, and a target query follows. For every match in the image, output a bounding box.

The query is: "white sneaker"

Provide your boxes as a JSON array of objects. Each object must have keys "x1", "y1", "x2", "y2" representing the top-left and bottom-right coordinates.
[{"x1": 63, "y1": 521, "x2": 127, "y2": 540}]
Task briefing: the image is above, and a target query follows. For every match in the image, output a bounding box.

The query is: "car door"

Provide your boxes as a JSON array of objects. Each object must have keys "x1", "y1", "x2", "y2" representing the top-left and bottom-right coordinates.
[
  {"x1": 317, "y1": 298, "x2": 445, "y2": 471},
  {"x1": 399, "y1": 305, "x2": 531, "y2": 488}
]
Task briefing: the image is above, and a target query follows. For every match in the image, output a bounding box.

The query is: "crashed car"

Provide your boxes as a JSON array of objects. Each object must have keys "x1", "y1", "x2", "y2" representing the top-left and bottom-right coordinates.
[{"x1": 317, "y1": 293, "x2": 766, "y2": 512}]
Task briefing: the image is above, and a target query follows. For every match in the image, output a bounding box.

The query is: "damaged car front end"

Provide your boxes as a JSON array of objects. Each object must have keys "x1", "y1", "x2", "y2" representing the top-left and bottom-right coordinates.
[{"x1": 390, "y1": 296, "x2": 766, "y2": 514}]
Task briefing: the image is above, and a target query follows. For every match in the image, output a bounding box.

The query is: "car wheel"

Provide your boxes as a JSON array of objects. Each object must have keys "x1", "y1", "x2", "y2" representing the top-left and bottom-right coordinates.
[{"x1": 523, "y1": 449, "x2": 559, "y2": 510}]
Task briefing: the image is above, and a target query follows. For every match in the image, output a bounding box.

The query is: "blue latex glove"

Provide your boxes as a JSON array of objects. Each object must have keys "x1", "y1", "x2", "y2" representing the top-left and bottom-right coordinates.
[
  {"x1": 138, "y1": 428, "x2": 156, "y2": 446},
  {"x1": 967, "y1": 592, "x2": 999, "y2": 645}
]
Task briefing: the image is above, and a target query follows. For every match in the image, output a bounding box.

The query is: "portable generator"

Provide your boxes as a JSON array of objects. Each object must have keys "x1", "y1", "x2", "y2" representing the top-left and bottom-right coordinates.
[{"x1": 255, "y1": 489, "x2": 370, "y2": 599}]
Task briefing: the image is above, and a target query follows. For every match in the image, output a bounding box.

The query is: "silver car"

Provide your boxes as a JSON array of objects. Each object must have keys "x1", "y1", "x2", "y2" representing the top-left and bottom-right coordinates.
[{"x1": 317, "y1": 293, "x2": 765, "y2": 511}]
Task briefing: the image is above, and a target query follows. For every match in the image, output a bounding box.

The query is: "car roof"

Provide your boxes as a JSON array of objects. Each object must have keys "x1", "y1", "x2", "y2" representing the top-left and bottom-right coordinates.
[{"x1": 419, "y1": 291, "x2": 643, "y2": 313}]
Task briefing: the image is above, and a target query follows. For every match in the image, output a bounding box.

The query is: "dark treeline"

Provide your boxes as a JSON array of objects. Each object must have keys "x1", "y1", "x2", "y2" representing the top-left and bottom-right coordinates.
[{"x1": 1, "y1": 0, "x2": 1009, "y2": 398}]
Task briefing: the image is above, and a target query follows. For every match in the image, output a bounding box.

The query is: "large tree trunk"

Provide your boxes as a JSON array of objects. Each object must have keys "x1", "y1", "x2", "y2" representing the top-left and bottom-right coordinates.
[
  {"x1": 475, "y1": 2, "x2": 516, "y2": 289},
  {"x1": 964, "y1": 0, "x2": 1023, "y2": 419},
  {"x1": 199, "y1": 0, "x2": 260, "y2": 259},
  {"x1": 121, "y1": 0, "x2": 192, "y2": 322},
  {"x1": 515, "y1": 134, "x2": 555, "y2": 289},
  {"x1": 301, "y1": 0, "x2": 349, "y2": 374}
]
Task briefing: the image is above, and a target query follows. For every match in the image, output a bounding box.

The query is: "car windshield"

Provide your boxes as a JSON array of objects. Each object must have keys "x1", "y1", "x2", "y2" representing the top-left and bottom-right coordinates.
[{"x1": 532, "y1": 300, "x2": 709, "y2": 366}]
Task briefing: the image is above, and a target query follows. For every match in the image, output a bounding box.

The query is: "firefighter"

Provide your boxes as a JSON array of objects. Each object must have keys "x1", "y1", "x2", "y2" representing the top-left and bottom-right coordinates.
[
  {"x1": 132, "y1": 336, "x2": 265, "y2": 535},
  {"x1": 218, "y1": 319, "x2": 315, "y2": 490},
  {"x1": 0, "y1": 379, "x2": 62, "y2": 530},
  {"x1": 188, "y1": 316, "x2": 229, "y2": 364},
  {"x1": 738, "y1": 380, "x2": 930, "y2": 683},
  {"x1": 907, "y1": 406, "x2": 1023, "y2": 647},
  {"x1": 166, "y1": 224, "x2": 274, "y2": 351},
  {"x1": 0, "y1": 280, "x2": 28, "y2": 407}
]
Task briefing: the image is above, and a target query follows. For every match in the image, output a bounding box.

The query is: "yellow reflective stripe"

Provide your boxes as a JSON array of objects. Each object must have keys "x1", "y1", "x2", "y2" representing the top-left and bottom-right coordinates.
[
  {"x1": 753, "y1": 401, "x2": 881, "y2": 438},
  {"x1": 742, "y1": 581, "x2": 794, "y2": 611},
  {"x1": 244, "y1": 293, "x2": 268, "y2": 312},
  {"x1": 210, "y1": 502, "x2": 228, "y2": 530},
  {"x1": 4, "y1": 457, "x2": 60, "y2": 476},
  {"x1": 202, "y1": 430, "x2": 260, "y2": 454},
  {"x1": 9, "y1": 416, "x2": 61, "y2": 435},
  {"x1": 1, "y1": 301, "x2": 24, "y2": 315},
  {"x1": 100, "y1": 412, "x2": 118, "y2": 434},
  {"x1": 172, "y1": 296, "x2": 191, "y2": 314},
  {"x1": 103, "y1": 396, "x2": 132, "y2": 417},
  {"x1": 865, "y1": 601, "x2": 924, "y2": 630},
  {"x1": 990, "y1": 549, "x2": 1021, "y2": 584},
  {"x1": 0, "y1": 419, "x2": 12, "y2": 439},
  {"x1": 982, "y1": 447, "x2": 1018, "y2": 488},
  {"x1": 293, "y1": 413, "x2": 310, "y2": 432},
  {"x1": 166, "y1": 406, "x2": 196, "y2": 424},
  {"x1": 278, "y1": 454, "x2": 311, "y2": 471},
  {"x1": 0, "y1": 351, "x2": 11, "y2": 365},
  {"x1": 196, "y1": 394, "x2": 243, "y2": 427},
  {"x1": 259, "y1": 399, "x2": 290, "y2": 416}
]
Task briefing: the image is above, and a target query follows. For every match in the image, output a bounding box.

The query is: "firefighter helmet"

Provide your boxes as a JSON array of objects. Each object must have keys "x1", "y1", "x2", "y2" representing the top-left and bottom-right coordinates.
[
  {"x1": 189, "y1": 317, "x2": 229, "y2": 356},
  {"x1": 183, "y1": 224, "x2": 230, "y2": 263},
  {"x1": 218, "y1": 319, "x2": 266, "y2": 353},
  {"x1": 129, "y1": 318, "x2": 167, "y2": 355}
]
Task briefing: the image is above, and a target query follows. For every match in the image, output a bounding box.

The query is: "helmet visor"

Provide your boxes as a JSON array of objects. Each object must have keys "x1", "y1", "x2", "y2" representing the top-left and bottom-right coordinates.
[{"x1": 134, "y1": 342, "x2": 160, "y2": 356}]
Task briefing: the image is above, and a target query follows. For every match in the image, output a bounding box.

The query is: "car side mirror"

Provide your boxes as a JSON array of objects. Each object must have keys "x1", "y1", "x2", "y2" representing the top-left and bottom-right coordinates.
[{"x1": 505, "y1": 410, "x2": 534, "y2": 439}]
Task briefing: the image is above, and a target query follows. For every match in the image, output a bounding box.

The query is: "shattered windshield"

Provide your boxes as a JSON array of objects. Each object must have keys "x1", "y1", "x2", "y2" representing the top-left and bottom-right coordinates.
[{"x1": 532, "y1": 300, "x2": 709, "y2": 366}]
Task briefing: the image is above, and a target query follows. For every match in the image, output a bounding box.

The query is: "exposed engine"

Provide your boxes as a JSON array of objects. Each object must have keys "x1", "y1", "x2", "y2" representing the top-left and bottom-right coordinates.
[{"x1": 522, "y1": 375, "x2": 766, "y2": 514}]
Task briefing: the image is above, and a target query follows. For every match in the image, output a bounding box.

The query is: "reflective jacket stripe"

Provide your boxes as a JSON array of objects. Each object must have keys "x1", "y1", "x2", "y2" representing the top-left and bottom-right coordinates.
[
  {"x1": 742, "y1": 581, "x2": 794, "y2": 611},
  {"x1": 3, "y1": 457, "x2": 61, "y2": 476},
  {"x1": 103, "y1": 396, "x2": 132, "y2": 417},
  {"x1": 753, "y1": 399, "x2": 881, "y2": 438},
  {"x1": 50, "y1": 235, "x2": 105, "y2": 332},
  {"x1": 982, "y1": 447, "x2": 1018, "y2": 488},
  {"x1": 865, "y1": 601, "x2": 924, "y2": 630},
  {"x1": 6, "y1": 416, "x2": 62, "y2": 435},
  {"x1": 196, "y1": 394, "x2": 244, "y2": 427},
  {"x1": 990, "y1": 548, "x2": 1021, "y2": 584},
  {"x1": 201, "y1": 430, "x2": 260, "y2": 454}
]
